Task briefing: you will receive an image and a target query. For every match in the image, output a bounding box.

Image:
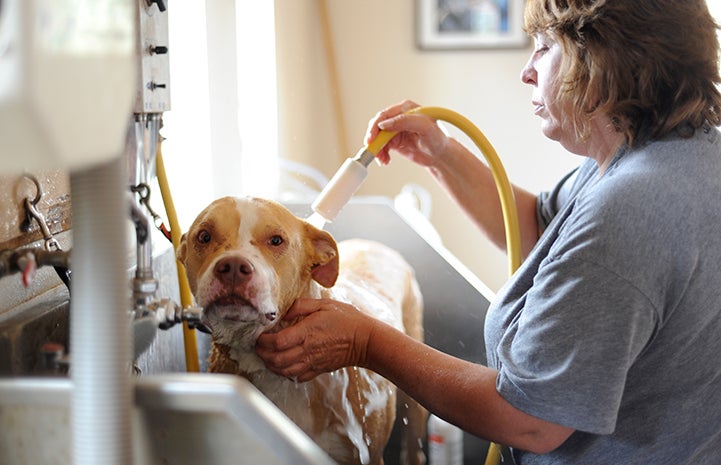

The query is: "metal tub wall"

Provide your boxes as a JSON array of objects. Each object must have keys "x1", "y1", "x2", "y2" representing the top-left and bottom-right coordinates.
[
  {"x1": 0, "y1": 240, "x2": 188, "y2": 378},
  {"x1": 0, "y1": 199, "x2": 496, "y2": 464},
  {"x1": 0, "y1": 375, "x2": 335, "y2": 465}
]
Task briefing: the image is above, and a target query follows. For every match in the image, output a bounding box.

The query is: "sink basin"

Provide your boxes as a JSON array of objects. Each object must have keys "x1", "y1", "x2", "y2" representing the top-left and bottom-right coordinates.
[
  {"x1": 0, "y1": 287, "x2": 70, "y2": 376},
  {"x1": 0, "y1": 374, "x2": 335, "y2": 465}
]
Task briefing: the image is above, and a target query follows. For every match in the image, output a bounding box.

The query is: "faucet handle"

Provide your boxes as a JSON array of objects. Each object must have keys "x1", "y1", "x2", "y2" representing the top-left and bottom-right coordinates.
[
  {"x1": 181, "y1": 306, "x2": 211, "y2": 334},
  {"x1": 150, "y1": 298, "x2": 210, "y2": 334}
]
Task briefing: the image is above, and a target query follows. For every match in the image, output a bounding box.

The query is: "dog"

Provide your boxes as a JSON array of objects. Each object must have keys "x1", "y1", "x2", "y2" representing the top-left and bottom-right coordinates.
[{"x1": 177, "y1": 196, "x2": 427, "y2": 465}]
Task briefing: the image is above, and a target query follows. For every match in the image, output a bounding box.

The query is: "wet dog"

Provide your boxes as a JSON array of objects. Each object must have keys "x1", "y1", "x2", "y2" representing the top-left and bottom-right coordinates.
[{"x1": 177, "y1": 196, "x2": 426, "y2": 465}]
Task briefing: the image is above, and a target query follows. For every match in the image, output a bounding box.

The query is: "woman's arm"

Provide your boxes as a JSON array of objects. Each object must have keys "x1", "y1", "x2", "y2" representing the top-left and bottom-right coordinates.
[
  {"x1": 256, "y1": 298, "x2": 574, "y2": 454},
  {"x1": 368, "y1": 100, "x2": 541, "y2": 258}
]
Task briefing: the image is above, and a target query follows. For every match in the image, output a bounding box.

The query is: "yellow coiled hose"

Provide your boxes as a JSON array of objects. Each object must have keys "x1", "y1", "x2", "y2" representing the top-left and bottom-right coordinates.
[
  {"x1": 367, "y1": 106, "x2": 522, "y2": 276},
  {"x1": 156, "y1": 138, "x2": 201, "y2": 373},
  {"x1": 367, "y1": 106, "x2": 519, "y2": 465}
]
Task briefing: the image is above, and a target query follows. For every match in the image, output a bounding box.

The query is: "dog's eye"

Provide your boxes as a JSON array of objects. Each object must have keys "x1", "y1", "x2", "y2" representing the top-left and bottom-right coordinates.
[
  {"x1": 268, "y1": 235, "x2": 284, "y2": 246},
  {"x1": 197, "y1": 230, "x2": 211, "y2": 244}
]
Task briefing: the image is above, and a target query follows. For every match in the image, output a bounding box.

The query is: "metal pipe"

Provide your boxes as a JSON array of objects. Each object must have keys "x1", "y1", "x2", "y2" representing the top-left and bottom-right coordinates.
[
  {"x1": 70, "y1": 155, "x2": 132, "y2": 465},
  {"x1": 0, "y1": 248, "x2": 70, "y2": 278},
  {"x1": 130, "y1": 114, "x2": 161, "y2": 312}
]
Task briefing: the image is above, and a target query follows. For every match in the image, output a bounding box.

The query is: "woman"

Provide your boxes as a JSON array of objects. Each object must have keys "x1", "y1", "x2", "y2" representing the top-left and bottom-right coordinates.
[{"x1": 257, "y1": 0, "x2": 721, "y2": 463}]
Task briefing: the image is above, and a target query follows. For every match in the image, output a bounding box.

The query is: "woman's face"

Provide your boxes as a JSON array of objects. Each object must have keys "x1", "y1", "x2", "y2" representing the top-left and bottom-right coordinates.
[{"x1": 520, "y1": 32, "x2": 580, "y2": 153}]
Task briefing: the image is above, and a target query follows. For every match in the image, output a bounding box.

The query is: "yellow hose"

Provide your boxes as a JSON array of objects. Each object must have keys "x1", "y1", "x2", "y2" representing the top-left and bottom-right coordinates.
[
  {"x1": 368, "y1": 106, "x2": 522, "y2": 277},
  {"x1": 367, "y1": 106, "x2": 517, "y2": 465},
  {"x1": 156, "y1": 139, "x2": 201, "y2": 373},
  {"x1": 483, "y1": 442, "x2": 504, "y2": 465},
  {"x1": 416, "y1": 107, "x2": 513, "y2": 465}
]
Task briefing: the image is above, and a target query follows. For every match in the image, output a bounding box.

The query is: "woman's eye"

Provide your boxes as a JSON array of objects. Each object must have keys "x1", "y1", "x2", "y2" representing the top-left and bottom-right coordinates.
[
  {"x1": 197, "y1": 230, "x2": 211, "y2": 244},
  {"x1": 533, "y1": 34, "x2": 552, "y2": 54},
  {"x1": 268, "y1": 235, "x2": 284, "y2": 246}
]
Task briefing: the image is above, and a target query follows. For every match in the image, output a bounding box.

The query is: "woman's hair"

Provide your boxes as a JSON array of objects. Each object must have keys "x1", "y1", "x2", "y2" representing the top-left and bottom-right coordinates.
[{"x1": 524, "y1": 0, "x2": 721, "y2": 147}]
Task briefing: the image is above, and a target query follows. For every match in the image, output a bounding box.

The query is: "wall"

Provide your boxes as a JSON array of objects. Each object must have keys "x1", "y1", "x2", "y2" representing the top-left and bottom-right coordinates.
[{"x1": 274, "y1": 0, "x2": 578, "y2": 292}]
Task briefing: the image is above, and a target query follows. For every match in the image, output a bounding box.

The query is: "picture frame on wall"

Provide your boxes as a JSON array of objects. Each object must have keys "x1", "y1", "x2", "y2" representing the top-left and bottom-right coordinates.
[{"x1": 417, "y1": 0, "x2": 528, "y2": 50}]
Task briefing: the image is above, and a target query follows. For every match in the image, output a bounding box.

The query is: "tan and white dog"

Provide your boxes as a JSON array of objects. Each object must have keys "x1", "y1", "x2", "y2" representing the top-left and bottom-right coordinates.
[{"x1": 177, "y1": 196, "x2": 426, "y2": 465}]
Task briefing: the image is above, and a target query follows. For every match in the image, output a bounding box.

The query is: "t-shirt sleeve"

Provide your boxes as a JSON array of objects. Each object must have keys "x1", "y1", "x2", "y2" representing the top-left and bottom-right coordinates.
[{"x1": 495, "y1": 255, "x2": 657, "y2": 433}]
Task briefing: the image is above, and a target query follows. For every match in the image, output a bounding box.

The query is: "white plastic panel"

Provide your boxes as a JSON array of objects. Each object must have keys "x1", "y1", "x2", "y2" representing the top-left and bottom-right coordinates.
[{"x1": 0, "y1": 0, "x2": 135, "y2": 174}]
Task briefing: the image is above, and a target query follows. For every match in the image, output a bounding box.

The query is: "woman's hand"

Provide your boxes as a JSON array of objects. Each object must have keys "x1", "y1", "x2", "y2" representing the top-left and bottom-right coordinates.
[
  {"x1": 366, "y1": 99, "x2": 451, "y2": 167},
  {"x1": 255, "y1": 298, "x2": 378, "y2": 382}
]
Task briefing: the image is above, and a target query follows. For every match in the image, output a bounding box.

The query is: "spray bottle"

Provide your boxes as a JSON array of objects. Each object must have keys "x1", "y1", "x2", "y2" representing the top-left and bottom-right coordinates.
[
  {"x1": 310, "y1": 129, "x2": 396, "y2": 223},
  {"x1": 428, "y1": 414, "x2": 464, "y2": 465}
]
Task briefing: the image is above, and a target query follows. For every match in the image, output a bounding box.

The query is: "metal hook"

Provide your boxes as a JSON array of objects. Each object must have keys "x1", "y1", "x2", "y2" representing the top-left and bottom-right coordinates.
[
  {"x1": 21, "y1": 175, "x2": 60, "y2": 252},
  {"x1": 131, "y1": 182, "x2": 170, "y2": 240},
  {"x1": 23, "y1": 174, "x2": 43, "y2": 206},
  {"x1": 18, "y1": 174, "x2": 71, "y2": 291},
  {"x1": 24, "y1": 198, "x2": 61, "y2": 252}
]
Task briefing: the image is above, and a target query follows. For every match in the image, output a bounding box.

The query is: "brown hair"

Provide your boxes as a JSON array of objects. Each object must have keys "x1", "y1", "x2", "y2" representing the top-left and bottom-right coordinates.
[{"x1": 524, "y1": 0, "x2": 721, "y2": 147}]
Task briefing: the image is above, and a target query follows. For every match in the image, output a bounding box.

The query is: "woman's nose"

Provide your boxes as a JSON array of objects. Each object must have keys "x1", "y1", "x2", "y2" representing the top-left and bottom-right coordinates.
[{"x1": 520, "y1": 58, "x2": 536, "y2": 86}]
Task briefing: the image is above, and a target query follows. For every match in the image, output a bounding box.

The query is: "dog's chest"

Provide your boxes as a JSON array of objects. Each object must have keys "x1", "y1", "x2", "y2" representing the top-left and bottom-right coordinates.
[{"x1": 251, "y1": 366, "x2": 395, "y2": 465}]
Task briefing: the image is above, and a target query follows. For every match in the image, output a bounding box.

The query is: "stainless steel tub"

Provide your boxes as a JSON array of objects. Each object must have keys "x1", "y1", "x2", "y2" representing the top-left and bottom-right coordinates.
[{"x1": 0, "y1": 374, "x2": 335, "y2": 465}]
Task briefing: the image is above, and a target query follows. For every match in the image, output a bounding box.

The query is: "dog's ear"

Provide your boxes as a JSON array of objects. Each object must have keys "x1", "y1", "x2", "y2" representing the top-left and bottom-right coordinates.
[
  {"x1": 177, "y1": 232, "x2": 188, "y2": 264},
  {"x1": 307, "y1": 226, "x2": 339, "y2": 288}
]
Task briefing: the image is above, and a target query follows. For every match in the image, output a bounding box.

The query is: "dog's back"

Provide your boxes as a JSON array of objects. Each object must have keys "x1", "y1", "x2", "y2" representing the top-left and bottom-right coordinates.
[{"x1": 337, "y1": 239, "x2": 427, "y2": 465}]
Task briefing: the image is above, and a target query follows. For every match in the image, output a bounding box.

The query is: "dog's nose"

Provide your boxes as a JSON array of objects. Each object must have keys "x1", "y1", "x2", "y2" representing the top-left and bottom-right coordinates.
[{"x1": 214, "y1": 256, "x2": 254, "y2": 284}]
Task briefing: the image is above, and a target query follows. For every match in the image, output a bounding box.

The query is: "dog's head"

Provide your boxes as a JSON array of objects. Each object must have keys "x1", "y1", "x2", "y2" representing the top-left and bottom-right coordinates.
[{"x1": 177, "y1": 196, "x2": 339, "y2": 345}]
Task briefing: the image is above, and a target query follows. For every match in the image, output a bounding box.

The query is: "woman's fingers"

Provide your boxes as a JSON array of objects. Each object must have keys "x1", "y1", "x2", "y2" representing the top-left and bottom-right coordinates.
[
  {"x1": 284, "y1": 297, "x2": 322, "y2": 319},
  {"x1": 365, "y1": 100, "x2": 421, "y2": 163}
]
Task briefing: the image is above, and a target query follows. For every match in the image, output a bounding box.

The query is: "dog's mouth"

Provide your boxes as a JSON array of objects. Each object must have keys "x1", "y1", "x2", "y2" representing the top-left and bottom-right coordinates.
[
  {"x1": 214, "y1": 294, "x2": 252, "y2": 308},
  {"x1": 203, "y1": 294, "x2": 278, "y2": 325}
]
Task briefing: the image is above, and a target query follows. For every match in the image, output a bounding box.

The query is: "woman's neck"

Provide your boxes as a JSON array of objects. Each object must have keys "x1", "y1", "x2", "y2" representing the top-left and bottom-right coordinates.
[{"x1": 585, "y1": 116, "x2": 626, "y2": 174}]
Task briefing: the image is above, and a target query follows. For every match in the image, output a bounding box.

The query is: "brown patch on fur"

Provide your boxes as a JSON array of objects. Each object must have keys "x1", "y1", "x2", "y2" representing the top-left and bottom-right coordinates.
[{"x1": 208, "y1": 343, "x2": 240, "y2": 375}]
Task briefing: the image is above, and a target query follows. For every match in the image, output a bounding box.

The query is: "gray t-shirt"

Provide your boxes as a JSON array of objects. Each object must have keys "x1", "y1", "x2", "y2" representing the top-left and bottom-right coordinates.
[{"x1": 484, "y1": 124, "x2": 721, "y2": 465}]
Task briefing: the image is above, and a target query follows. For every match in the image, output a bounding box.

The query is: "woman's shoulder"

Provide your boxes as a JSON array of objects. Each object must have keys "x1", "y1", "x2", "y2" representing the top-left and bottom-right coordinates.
[{"x1": 593, "y1": 128, "x2": 720, "y2": 202}]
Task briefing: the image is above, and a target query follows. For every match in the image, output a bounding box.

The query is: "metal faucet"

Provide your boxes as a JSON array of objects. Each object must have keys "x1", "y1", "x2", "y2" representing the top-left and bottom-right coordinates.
[
  {"x1": 129, "y1": 196, "x2": 159, "y2": 316},
  {"x1": 0, "y1": 247, "x2": 70, "y2": 283},
  {"x1": 128, "y1": 117, "x2": 210, "y2": 338},
  {"x1": 126, "y1": 0, "x2": 210, "y2": 354},
  {"x1": 127, "y1": 200, "x2": 207, "y2": 332}
]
